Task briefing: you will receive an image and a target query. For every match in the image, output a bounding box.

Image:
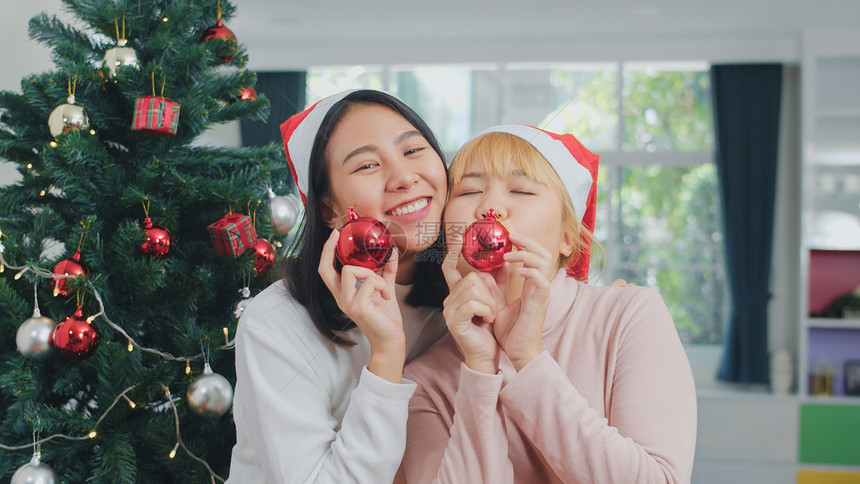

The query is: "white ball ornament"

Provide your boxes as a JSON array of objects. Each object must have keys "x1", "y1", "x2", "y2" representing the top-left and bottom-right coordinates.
[
  {"x1": 268, "y1": 188, "x2": 302, "y2": 236},
  {"x1": 47, "y1": 94, "x2": 89, "y2": 138},
  {"x1": 187, "y1": 363, "x2": 234, "y2": 418},
  {"x1": 11, "y1": 454, "x2": 58, "y2": 484},
  {"x1": 103, "y1": 39, "x2": 139, "y2": 77},
  {"x1": 16, "y1": 309, "x2": 57, "y2": 360}
]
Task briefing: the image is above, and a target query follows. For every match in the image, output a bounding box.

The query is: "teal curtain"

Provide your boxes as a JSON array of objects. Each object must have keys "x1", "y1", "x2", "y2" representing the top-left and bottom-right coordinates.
[
  {"x1": 711, "y1": 64, "x2": 783, "y2": 384},
  {"x1": 240, "y1": 71, "x2": 306, "y2": 147}
]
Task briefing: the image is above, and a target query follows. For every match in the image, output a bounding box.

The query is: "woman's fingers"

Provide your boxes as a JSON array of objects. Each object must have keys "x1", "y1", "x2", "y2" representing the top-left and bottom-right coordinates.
[
  {"x1": 444, "y1": 273, "x2": 498, "y2": 323},
  {"x1": 318, "y1": 229, "x2": 342, "y2": 293},
  {"x1": 441, "y1": 248, "x2": 463, "y2": 290},
  {"x1": 379, "y1": 247, "x2": 399, "y2": 300}
]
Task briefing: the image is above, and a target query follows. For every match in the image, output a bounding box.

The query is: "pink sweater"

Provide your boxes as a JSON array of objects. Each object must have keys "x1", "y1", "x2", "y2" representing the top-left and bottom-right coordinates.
[{"x1": 403, "y1": 273, "x2": 697, "y2": 484}]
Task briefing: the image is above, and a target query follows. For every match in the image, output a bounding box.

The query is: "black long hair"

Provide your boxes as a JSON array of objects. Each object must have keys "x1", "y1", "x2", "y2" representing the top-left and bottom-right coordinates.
[{"x1": 281, "y1": 90, "x2": 448, "y2": 346}]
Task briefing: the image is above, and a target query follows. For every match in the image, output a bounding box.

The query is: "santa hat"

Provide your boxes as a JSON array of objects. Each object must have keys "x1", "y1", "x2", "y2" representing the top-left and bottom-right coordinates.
[
  {"x1": 475, "y1": 125, "x2": 600, "y2": 281},
  {"x1": 279, "y1": 89, "x2": 358, "y2": 204}
]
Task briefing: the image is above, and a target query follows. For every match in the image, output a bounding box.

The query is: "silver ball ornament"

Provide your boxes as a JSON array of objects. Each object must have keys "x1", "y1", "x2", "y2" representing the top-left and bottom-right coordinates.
[
  {"x1": 16, "y1": 311, "x2": 57, "y2": 360},
  {"x1": 103, "y1": 40, "x2": 140, "y2": 77},
  {"x1": 268, "y1": 189, "x2": 302, "y2": 236},
  {"x1": 187, "y1": 363, "x2": 233, "y2": 418},
  {"x1": 11, "y1": 454, "x2": 58, "y2": 484},
  {"x1": 47, "y1": 95, "x2": 89, "y2": 138}
]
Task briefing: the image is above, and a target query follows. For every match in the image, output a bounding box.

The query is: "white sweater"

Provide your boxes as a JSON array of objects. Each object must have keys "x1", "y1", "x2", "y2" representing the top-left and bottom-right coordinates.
[{"x1": 226, "y1": 280, "x2": 446, "y2": 484}]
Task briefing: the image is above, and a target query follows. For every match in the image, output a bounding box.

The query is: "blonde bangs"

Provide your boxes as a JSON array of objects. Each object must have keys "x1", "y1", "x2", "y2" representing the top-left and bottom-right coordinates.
[{"x1": 449, "y1": 132, "x2": 560, "y2": 188}]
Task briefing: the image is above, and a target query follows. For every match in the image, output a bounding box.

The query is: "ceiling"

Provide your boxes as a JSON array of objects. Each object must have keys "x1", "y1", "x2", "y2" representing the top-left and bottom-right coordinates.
[
  {"x1": 4, "y1": 0, "x2": 860, "y2": 74},
  {"x1": 231, "y1": 0, "x2": 860, "y2": 46}
]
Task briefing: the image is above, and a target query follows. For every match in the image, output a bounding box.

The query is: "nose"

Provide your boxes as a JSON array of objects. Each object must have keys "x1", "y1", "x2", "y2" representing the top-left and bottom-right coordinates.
[
  {"x1": 474, "y1": 187, "x2": 508, "y2": 222},
  {"x1": 385, "y1": 158, "x2": 419, "y2": 192}
]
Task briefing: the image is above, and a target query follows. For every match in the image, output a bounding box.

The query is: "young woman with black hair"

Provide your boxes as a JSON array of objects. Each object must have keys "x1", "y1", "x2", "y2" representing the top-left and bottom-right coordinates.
[{"x1": 226, "y1": 90, "x2": 449, "y2": 483}]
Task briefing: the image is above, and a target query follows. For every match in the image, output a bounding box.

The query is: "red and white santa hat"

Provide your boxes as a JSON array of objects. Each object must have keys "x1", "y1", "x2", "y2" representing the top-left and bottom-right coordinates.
[
  {"x1": 475, "y1": 125, "x2": 600, "y2": 281},
  {"x1": 279, "y1": 89, "x2": 359, "y2": 204}
]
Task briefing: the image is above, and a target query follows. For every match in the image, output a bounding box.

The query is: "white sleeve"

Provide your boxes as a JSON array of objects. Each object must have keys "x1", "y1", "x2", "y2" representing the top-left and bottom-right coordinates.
[{"x1": 234, "y1": 315, "x2": 416, "y2": 484}]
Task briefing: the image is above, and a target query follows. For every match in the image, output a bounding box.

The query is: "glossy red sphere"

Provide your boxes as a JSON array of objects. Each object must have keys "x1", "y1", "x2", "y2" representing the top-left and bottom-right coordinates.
[
  {"x1": 140, "y1": 217, "x2": 172, "y2": 257},
  {"x1": 200, "y1": 19, "x2": 238, "y2": 62},
  {"x1": 51, "y1": 306, "x2": 99, "y2": 362},
  {"x1": 462, "y1": 209, "x2": 512, "y2": 271},
  {"x1": 252, "y1": 238, "x2": 275, "y2": 275},
  {"x1": 335, "y1": 208, "x2": 393, "y2": 271},
  {"x1": 52, "y1": 250, "x2": 88, "y2": 297}
]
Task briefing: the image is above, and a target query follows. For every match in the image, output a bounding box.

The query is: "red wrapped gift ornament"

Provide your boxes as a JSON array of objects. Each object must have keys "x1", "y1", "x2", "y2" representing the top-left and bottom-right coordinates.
[
  {"x1": 207, "y1": 213, "x2": 257, "y2": 257},
  {"x1": 132, "y1": 95, "x2": 180, "y2": 136}
]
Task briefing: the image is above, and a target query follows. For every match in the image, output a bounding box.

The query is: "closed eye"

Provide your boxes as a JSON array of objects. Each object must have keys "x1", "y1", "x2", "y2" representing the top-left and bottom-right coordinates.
[{"x1": 511, "y1": 190, "x2": 535, "y2": 195}]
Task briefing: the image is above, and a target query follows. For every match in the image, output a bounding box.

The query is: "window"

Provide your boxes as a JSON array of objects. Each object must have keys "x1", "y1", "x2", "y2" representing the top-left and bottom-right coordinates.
[{"x1": 307, "y1": 62, "x2": 724, "y2": 345}]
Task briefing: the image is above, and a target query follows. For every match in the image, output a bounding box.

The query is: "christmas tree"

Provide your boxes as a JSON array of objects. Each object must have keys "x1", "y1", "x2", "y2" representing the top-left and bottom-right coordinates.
[{"x1": 0, "y1": 0, "x2": 298, "y2": 481}]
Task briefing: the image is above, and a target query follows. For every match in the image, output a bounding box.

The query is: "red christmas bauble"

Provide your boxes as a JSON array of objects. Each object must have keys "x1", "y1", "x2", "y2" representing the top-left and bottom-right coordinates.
[
  {"x1": 235, "y1": 86, "x2": 257, "y2": 102},
  {"x1": 140, "y1": 217, "x2": 172, "y2": 257},
  {"x1": 252, "y1": 238, "x2": 275, "y2": 276},
  {"x1": 335, "y1": 208, "x2": 393, "y2": 271},
  {"x1": 462, "y1": 209, "x2": 512, "y2": 271},
  {"x1": 52, "y1": 250, "x2": 88, "y2": 297},
  {"x1": 51, "y1": 306, "x2": 100, "y2": 362},
  {"x1": 200, "y1": 19, "x2": 238, "y2": 62}
]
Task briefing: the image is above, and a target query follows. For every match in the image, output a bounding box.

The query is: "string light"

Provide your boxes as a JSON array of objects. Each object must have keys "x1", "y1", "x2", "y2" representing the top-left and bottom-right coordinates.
[
  {"x1": 0, "y1": 386, "x2": 133, "y2": 451},
  {"x1": 128, "y1": 339, "x2": 134, "y2": 352},
  {"x1": 49, "y1": 141, "x2": 57, "y2": 148},
  {"x1": 14, "y1": 267, "x2": 28, "y2": 280},
  {"x1": 39, "y1": 189, "x2": 46, "y2": 197},
  {"x1": 26, "y1": 163, "x2": 33, "y2": 169},
  {"x1": 86, "y1": 315, "x2": 97, "y2": 323},
  {"x1": 162, "y1": 16, "x2": 169, "y2": 22},
  {"x1": 162, "y1": 384, "x2": 225, "y2": 482},
  {"x1": 89, "y1": 129, "x2": 96, "y2": 135},
  {"x1": 223, "y1": 327, "x2": 229, "y2": 345},
  {"x1": 169, "y1": 442, "x2": 179, "y2": 459},
  {"x1": 1, "y1": 232, "x2": 232, "y2": 482}
]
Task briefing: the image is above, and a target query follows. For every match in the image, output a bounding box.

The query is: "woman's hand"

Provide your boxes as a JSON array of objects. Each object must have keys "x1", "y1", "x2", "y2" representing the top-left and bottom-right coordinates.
[
  {"x1": 441, "y1": 250, "x2": 502, "y2": 374},
  {"x1": 492, "y1": 232, "x2": 555, "y2": 371},
  {"x1": 319, "y1": 229, "x2": 406, "y2": 382}
]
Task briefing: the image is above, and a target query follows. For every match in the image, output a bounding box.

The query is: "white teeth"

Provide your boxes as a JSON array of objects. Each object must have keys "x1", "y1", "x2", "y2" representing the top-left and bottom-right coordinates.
[{"x1": 388, "y1": 198, "x2": 428, "y2": 216}]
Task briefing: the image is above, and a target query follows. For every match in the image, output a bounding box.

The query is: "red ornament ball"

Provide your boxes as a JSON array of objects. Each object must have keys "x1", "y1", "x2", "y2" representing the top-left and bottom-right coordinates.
[
  {"x1": 140, "y1": 217, "x2": 172, "y2": 257},
  {"x1": 200, "y1": 19, "x2": 238, "y2": 62},
  {"x1": 235, "y1": 86, "x2": 257, "y2": 102},
  {"x1": 52, "y1": 250, "x2": 88, "y2": 297},
  {"x1": 335, "y1": 208, "x2": 394, "y2": 271},
  {"x1": 51, "y1": 306, "x2": 99, "y2": 362},
  {"x1": 252, "y1": 238, "x2": 275, "y2": 276},
  {"x1": 462, "y1": 209, "x2": 512, "y2": 271}
]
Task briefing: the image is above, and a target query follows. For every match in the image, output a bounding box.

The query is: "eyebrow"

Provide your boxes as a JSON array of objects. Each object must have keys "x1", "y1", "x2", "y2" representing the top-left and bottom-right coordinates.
[{"x1": 342, "y1": 130, "x2": 423, "y2": 165}]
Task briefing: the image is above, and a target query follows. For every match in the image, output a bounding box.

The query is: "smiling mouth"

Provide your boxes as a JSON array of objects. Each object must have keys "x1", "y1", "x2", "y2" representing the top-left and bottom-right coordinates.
[{"x1": 385, "y1": 197, "x2": 429, "y2": 216}]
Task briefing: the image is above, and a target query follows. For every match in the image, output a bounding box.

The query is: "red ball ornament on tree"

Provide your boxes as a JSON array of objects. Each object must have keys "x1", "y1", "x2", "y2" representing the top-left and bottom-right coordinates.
[
  {"x1": 234, "y1": 86, "x2": 257, "y2": 102},
  {"x1": 200, "y1": 18, "x2": 238, "y2": 62},
  {"x1": 52, "y1": 250, "x2": 88, "y2": 297},
  {"x1": 51, "y1": 305, "x2": 100, "y2": 362},
  {"x1": 462, "y1": 209, "x2": 512, "y2": 271},
  {"x1": 252, "y1": 237, "x2": 275, "y2": 276},
  {"x1": 335, "y1": 207, "x2": 394, "y2": 271},
  {"x1": 140, "y1": 217, "x2": 172, "y2": 257}
]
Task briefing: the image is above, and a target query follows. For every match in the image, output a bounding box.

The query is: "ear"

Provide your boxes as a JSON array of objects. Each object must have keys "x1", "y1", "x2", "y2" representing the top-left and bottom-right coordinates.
[
  {"x1": 559, "y1": 226, "x2": 576, "y2": 259},
  {"x1": 318, "y1": 197, "x2": 338, "y2": 229}
]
